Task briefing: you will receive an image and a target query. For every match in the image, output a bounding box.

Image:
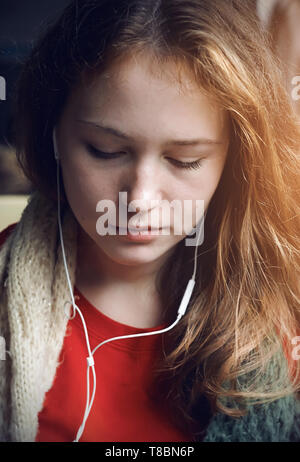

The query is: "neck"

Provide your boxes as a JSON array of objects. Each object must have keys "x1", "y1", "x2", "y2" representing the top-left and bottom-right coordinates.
[{"x1": 74, "y1": 227, "x2": 175, "y2": 327}]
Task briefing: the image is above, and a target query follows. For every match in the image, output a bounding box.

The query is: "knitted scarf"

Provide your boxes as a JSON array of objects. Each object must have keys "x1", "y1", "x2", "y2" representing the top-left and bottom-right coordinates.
[
  {"x1": 0, "y1": 191, "x2": 299, "y2": 442},
  {"x1": 0, "y1": 192, "x2": 77, "y2": 441}
]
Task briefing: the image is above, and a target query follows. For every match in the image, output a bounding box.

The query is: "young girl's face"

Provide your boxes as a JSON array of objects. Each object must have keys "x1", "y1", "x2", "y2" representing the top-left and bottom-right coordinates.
[{"x1": 56, "y1": 54, "x2": 230, "y2": 267}]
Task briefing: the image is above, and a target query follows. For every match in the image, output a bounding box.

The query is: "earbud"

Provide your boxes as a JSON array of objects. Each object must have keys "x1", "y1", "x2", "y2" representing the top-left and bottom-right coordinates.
[{"x1": 53, "y1": 127, "x2": 59, "y2": 161}]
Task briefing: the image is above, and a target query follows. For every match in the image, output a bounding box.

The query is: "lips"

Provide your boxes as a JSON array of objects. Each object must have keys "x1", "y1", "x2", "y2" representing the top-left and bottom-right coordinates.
[{"x1": 117, "y1": 225, "x2": 162, "y2": 232}]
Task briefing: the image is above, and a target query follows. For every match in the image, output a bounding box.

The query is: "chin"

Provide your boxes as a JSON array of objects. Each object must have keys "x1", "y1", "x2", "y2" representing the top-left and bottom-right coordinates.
[{"x1": 100, "y1": 243, "x2": 170, "y2": 267}]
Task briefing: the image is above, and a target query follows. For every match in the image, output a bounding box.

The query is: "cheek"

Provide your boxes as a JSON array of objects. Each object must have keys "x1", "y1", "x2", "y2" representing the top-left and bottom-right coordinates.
[
  {"x1": 200, "y1": 166, "x2": 224, "y2": 202},
  {"x1": 181, "y1": 160, "x2": 226, "y2": 231},
  {"x1": 60, "y1": 158, "x2": 116, "y2": 227},
  {"x1": 186, "y1": 160, "x2": 225, "y2": 205}
]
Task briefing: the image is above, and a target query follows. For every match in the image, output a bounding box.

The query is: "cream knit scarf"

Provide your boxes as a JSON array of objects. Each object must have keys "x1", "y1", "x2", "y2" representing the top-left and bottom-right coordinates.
[{"x1": 0, "y1": 191, "x2": 77, "y2": 442}]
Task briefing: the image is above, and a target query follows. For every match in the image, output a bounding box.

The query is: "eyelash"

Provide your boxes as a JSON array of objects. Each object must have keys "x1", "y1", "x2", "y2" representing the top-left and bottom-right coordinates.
[{"x1": 86, "y1": 145, "x2": 204, "y2": 171}]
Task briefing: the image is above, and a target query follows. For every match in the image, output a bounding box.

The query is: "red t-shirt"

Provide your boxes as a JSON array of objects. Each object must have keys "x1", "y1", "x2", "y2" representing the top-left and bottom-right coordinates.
[
  {"x1": 0, "y1": 223, "x2": 192, "y2": 442},
  {"x1": 36, "y1": 287, "x2": 192, "y2": 442}
]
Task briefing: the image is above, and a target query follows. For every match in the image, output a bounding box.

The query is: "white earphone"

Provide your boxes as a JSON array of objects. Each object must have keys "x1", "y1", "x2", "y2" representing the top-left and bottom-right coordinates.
[
  {"x1": 53, "y1": 127, "x2": 60, "y2": 160},
  {"x1": 52, "y1": 127, "x2": 202, "y2": 442}
]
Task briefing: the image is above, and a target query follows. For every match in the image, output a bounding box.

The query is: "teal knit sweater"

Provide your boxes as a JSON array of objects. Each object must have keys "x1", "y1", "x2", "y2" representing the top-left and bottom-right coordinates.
[
  {"x1": 202, "y1": 393, "x2": 300, "y2": 442},
  {"x1": 198, "y1": 349, "x2": 300, "y2": 442}
]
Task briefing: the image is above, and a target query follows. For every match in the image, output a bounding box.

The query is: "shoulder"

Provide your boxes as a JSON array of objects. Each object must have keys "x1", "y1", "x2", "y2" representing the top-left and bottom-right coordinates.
[
  {"x1": 202, "y1": 391, "x2": 300, "y2": 442},
  {"x1": 0, "y1": 223, "x2": 18, "y2": 249},
  {"x1": 201, "y1": 347, "x2": 300, "y2": 442}
]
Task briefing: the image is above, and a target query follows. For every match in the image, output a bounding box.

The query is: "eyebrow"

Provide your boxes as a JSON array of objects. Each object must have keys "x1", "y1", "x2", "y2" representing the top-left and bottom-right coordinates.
[{"x1": 76, "y1": 119, "x2": 223, "y2": 146}]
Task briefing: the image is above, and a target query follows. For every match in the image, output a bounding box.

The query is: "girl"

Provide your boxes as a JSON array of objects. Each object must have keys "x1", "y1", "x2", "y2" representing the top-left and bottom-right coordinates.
[{"x1": 0, "y1": 0, "x2": 299, "y2": 442}]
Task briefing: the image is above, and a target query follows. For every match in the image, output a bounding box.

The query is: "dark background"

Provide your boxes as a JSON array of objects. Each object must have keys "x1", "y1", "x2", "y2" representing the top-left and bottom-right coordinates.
[
  {"x1": 0, "y1": 0, "x2": 70, "y2": 194},
  {"x1": 0, "y1": 0, "x2": 258, "y2": 147},
  {"x1": 0, "y1": 0, "x2": 70, "y2": 145}
]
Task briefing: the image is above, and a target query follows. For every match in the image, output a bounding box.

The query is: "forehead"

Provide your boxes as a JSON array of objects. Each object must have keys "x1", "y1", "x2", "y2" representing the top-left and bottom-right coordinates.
[
  {"x1": 65, "y1": 52, "x2": 229, "y2": 141},
  {"x1": 75, "y1": 50, "x2": 217, "y2": 105},
  {"x1": 84, "y1": 50, "x2": 199, "y2": 90}
]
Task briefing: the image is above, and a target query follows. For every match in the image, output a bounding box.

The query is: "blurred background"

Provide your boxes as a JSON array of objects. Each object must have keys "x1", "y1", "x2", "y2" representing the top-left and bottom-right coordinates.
[
  {"x1": 0, "y1": 0, "x2": 299, "y2": 232},
  {"x1": 257, "y1": 0, "x2": 300, "y2": 118},
  {"x1": 0, "y1": 0, "x2": 69, "y2": 231}
]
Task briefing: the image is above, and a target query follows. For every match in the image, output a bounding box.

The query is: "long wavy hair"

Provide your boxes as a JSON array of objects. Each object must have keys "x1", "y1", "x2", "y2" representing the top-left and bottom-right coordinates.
[{"x1": 13, "y1": 0, "x2": 300, "y2": 440}]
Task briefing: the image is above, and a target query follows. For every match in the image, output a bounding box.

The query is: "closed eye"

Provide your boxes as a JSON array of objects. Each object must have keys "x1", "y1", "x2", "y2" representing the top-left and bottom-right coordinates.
[
  {"x1": 167, "y1": 157, "x2": 204, "y2": 170},
  {"x1": 86, "y1": 144, "x2": 204, "y2": 170},
  {"x1": 86, "y1": 144, "x2": 125, "y2": 159}
]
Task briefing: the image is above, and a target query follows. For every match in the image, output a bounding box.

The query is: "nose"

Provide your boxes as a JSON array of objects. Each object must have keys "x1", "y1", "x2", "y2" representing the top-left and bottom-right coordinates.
[{"x1": 120, "y1": 156, "x2": 164, "y2": 225}]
